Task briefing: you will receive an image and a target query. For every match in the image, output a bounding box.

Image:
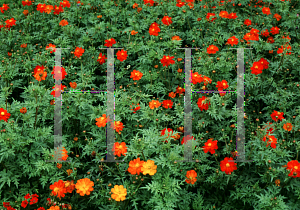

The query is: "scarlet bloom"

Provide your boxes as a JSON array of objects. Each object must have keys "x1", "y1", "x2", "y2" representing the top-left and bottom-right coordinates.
[
  {"x1": 149, "y1": 24, "x2": 160, "y2": 36},
  {"x1": 176, "y1": 1, "x2": 185, "y2": 7},
  {"x1": 116, "y1": 49, "x2": 128, "y2": 62},
  {"x1": 69, "y1": 81, "x2": 77, "y2": 89},
  {"x1": 5, "y1": 18, "x2": 16, "y2": 27},
  {"x1": 270, "y1": 26, "x2": 280, "y2": 35},
  {"x1": 112, "y1": 142, "x2": 127, "y2": 157},
  {"x1": 206, "y1": 13, "x2": 217, "y2": 22},
  {"x1": 104, "y1": 38, "x2": 117, "y2": 47},
  {"x1": 162, "y1": 99, "x2": 173, "y2": 109},
  {"x1": 46, "y1": 43, "x2": 56, "y2": 53},
  {"x1": 53, "y1": 5, "x2": 64, "y2": 15},
  {"x1": 130, "y1": 70, "x2": 143, "y2": 81},
  {"x1": 133, "y1": 3, "x2": 139, "y2": 8},
  {"x1": 172, "y1": 35, "x2": 181, "y2": 41},
  {"x1": 169, "y1": 92, "x2": 176, "y2": 98},
  {"x1": 191, "y1": 71, "x2": 203, "y2": 84},
  {"x1": 185, "y1": 170, "x2": 197, "y2": 184},
  {"x1": 160, "y1": 128, "x2": 176, "y2": 143},
  {"x1": 111, "y1": 121, "x2": 124, "y2": 132},
  {"x1": 286, "y1": 160, "x2": 300, "y2": 178},
  {"x1": 49, "y1": 179, "x2": 67, "y2": 199},
  {"x1": 33, "y1": 69, "x2": 47, "y2": 82},
  {"x1": 74, "y1": 47, "x2": 84, "y2": 57},
  {"x1": 64, "y1": 180, "x2": 75, "y2": 194},
  {"x1": 270, "y1": 110, "x2": 285, "y2": 122},
  {"x1": 127, "y1": 158, "x2": 145, "y2": 175},
  {"x1": 197, "y1": 96, "x2": 210, "y2": 111},
  {"x1": 207, "y1": 45, "x2": 219, "y2": 54},
  {"x1": 161, "y1": 16, "x2": 173, "y2": 26},
  {"x1": 262, "y1": 7, "x2": 271, "y2": 15},
  {"x1": 203, "y1": 138, "x2": 218, "y2": 154},
  {"x1": 267, "y1": 36, "x2": 275, "y2": 44},
  {"x1": 250, "y1": 61, "x2": 264, "y2": 75},
  {"x1": 21, "y1": 200, "x2": 28, "y2": 208},
  {"x1": 244, "y1": 19, "x2": 252, "y2": 26},
  {"x1": 160, "y1": 55, "x2": 175, "y2": 67},
  {"x1": 60, "y1": 0, "x2": 71, "y2": 8},
  {"x1": 59, "y1": 19, "x2": 68, "y2": 26},
  {"x1": 227, "y1": 36, "x2": 239, "y2": 46},
  {"x1": 262, "y1": 135, "x2": 277, "y2": 148},
  {"x1": 283, "y1": 123, "x2": 293, "y2": 132},
  {"x1": 216, "y1": 80, "x2": 229, "y2": 91},
  {"x1": 277, "y1": 45, "x2": 292, "y2": 55},
  {"x1": 37, "y1": 4, "x2": 46, "y2": 13},
  {"x1": 20, "y1": 107, "x2": 27, "y2": 114},
  {"x1": 219, "y1": 11, "x2": 229, "y2": 18},
  {"x1": 175, "y1": 86, "x2": 185, "y2": 96},
  {"x1": 143, "y1": 0, "x2": 154, "y2": 6},
  {"x1": 220, "y1": 157, "x2": 237, "y2": 175},
  {"x1": 227, "y1": 13, "x2": 237, "y2": 19},
  {"x1": 23, "y1": 10, "x2": 29, "y2": 16},
  {"x1": 258, "y1": 58, "x2": 269, "y2": 69},
  {"x1": 51, "y1": 66, "x2": 67, "y2": 80},
  {"x1": 149, "y1": 100, "x2": 161, "y2": 109},
  {"x1": 203, "y1": 76, "x2": 212, "y2": 85},
  {"x1": 273, "y1": 13, "x2": 282, "y2": 21},
  {"x1": 52, "y1": 147, "x2": 68, "y2": 161},
  {"x1": 44, "y1": 5, "x2": 54, "y2": 14},
  {"x1": 260, "y1": 29, "x2": 269, "y2": 37},
  {"x1": 20, "y1": 43, "x2": 27, "y2": 48},
  {"x1": 131, "y1": 30, "x2": 138, "y2": 35},
  {"x1": 262, "y1": 122, "x2": 275, "y2": 135},
  {"x1": 51, "y1": 84, "x2": 67, "y2": 97},
  {"x1": 111, "y1": 185, "x2": 127, "y2": 201},
  {"x1": 181, "y1": 135, "x2": 195, "y2": 145},
  {"x1": 75, "y1": 178, "x2": 94, "y2": 196},
  {"x1": 22, "y1": 0, "x2": 32, "y2": 6},
  {"x1": 97, "y1": 52, "x2": 107, "y2": 64}
]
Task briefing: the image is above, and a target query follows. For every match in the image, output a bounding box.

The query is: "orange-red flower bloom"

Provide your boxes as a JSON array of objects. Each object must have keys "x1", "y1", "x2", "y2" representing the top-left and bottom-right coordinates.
[
  {"x1": 283, "y1": 123, "x2": 293, "y2": 132},
  {"x1": 181, "y1": 135, "x2": 195, "y2": 145},
  {"x1": 49, "y1": 179, "x2": 67, "y2": 199},
  {"x1": 220, "y1": 157, "x2": 237, "y2": 175},
  {"x1": 175, "y1": 86, "x2": 185, "y2": 96},
  {"x1": 262, "y1": 7, "x2": 271, "y2": 15},
  {"x1": 59, "y1": 19, "x2": 68, "y2": 26},
  {"x1": 104, "y1": 38, "x2": 116, "y2": 47},
  {"x1": 22, "y1": 0, "x2": 32, "y2": 6},
  {"x1": 197, "y1": 96, "x2": 210, "y2": 111},
  {"x1": 69, "y1": 81, "x2": 77, "y2": 89},
  {"x1": 53, "y1": 5, "x2": 64, "y2": 15},
  {"x1": 250, "y1": 61, "x2": 264, "y2": 75},
  {"x1": 20, "y1": 107, "x2": 27, "y2": 114},
  {"x1": 5, "y1": 18, "x2": 16, "y2": 27},
  {"x1": 46, "y1": 43, "x2": 56, "y2": 53},
  {"x1": 51, "y1": 66, "x2": 67, "y2": 80},
  {"x1": 60, "y1": 0, "x2": 71, "y2": 8},
  {"x1": 262, "y1": 135, "x2": 278, "y2": 148},
  {"x1": 219, "y1": 11, "x2": 229, "y2": 18},
  {"x1": 112, "y1": 142, "x2": 127, "y2": 157},
  {"x1": 286, "y1": 160, "x2": 300, "y2": 178},
  {"x1": 149, "y1": 100, "x2": 161, "y2": 109},
  {"x1": 161, "y1": 16, "x2": 173, "y2": 26},
  {"x1": 270, "y1": 110, "x2": 284, "y2": 122},
  {"x1": 0, "y1": 108, "x2": 11, "y2": 122},
  {"x1": 185, "y1": 170, "x2": 197, "y2": 184},
  {"x1": 160, "y1": 55, "x2": 175, "y2": 67},
  {"x1": 244, "y1": 19, "x2": 252, "y2": 26},
  {"x1": 75, "y1": 178, "x2": 94, "y2": 196},
  {"x1": 202, "y1": 138, "x2": 218, "y2": 154},
  {"x1": 97, "y1": 52, "x2": 107, "y2": 64},
  {"x1": 227, "y1": 36, "x2": 239, "y2": 46},
  {"x1": 96, "y1": 114, "x2": 107, "y2": 128},
  {"x1": 116, "y1": 49, "x2": 128, "y2": 62},
  {"x1": 169, "y1": 92, "x2": 176, "y2": 98},
  {"x1": 273, "y1": 13, "x2": 282, "y2": 21},
  {"x1": 216, "y1": 80, "x2": 229, "y2": 91},
  {"x1": 162, "y1": 99, "x2": 173, "y2": 109},
  {"x1": 207, "y1": 45, "x2": 219, "y2": 54},
  {"x1": 130, "y1": 70, "x2": 143, "y2": 81},
  {"x1": 44, "y1": 5, "x2": 54, "y2": 14},
  {"x1": 51, "y1": 84, "x2": 67, "y2": 97},
  {"x1": 111, "y1": 121, "x2": 124, "y2": 132},
  {"x1": 149, "y1": 24, "x2": 160, "y2": 36},
  {"x1": 270, "y1": 26, "x2": 280, "y2": 35},
  {"x1": 127, "y1": 158, "x2": 145, "y2": 175},
  {"x1": 37, "y1": 3, "x2": 46, "y2": 13},
  {"x1": 74, "y1": 47, "x2": 84, "y2": 57}
]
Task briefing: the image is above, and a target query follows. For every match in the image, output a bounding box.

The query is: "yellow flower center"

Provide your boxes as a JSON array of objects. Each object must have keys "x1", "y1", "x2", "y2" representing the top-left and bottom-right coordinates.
[
  {"x1": 9, "y1": 20, "x2": 12, "y2": 22},
  {"x1": 118, "y1": 145, "x2": 123, "y2": 150},
  {"x1": 226, "y1": 163, "x2": 230, "y2": 167},
  {"x1": 1, "y1": 112, "x2": 5, "y2": 115},
  {"x1": 98, "y1": 56, "x2": 101, "y2": 59},
  {"x1": 135, "y1": 73, "x2": 138, "y2": 76},
  {"x1": 231, "y1": 39, "x2": 234, "y2": 41},
  {"x1": 121, "y1": 53, "x2": 123, "y2": 55},
  {"x1": 277, "y1": 112, "x2": 281, "y2": 115},
  {"x1": 223, "y1": 83, "x2": 226, "y2": 86},
  {"x1": 100, "y1": 117, "x2": 104, "y2": 120},
  {"x1": 153, "y1": 102, "x2": 156, "y2": 105},
  {"x1": 255, "y1": 65, "x2": 258, "y2": 69},
  {"x1": 294, "y1": 166, "x2": 298, "y2": 170},
  {"x1": 109, "y1": 39, "x2": 111, "y2": 41},
  {"x1": 135, "y1": 163, "x2": 140, "y2": 168},
  {"x1": 208, "y1": 143, "x2": 211, "y2": 147},
  {"x1": 53, "y1": 187, "x2": 60, "y2": 193},
  {"x1": 166, "y1": 57, "x2": 169, "y2": 59}
]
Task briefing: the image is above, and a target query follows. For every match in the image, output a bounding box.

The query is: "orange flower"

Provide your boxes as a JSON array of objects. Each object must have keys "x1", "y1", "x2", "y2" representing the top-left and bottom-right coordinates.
[
  {"x1": 270, "y1": 110, "x2": 285, "y2": 122},
  {"x1": 160, "y1": 128, "x2": 177, "y2": 143},
  {"x1": 111, "y1": 185, "x2": 127, "y2": 201},
  {"x1": 37, "y1": 3, "x2": 46, "y2": 13},
  {"x1": 5, "y1": 18, "x2": 16, "y2": 27},
  {"x1": 57, "y1": 163, "x2": 62, "y2": 169},
  {"x1": 262, "y1": 135, "x2": 278, "y2": 149},
  {"x1": 227, "y1": 36, "x2": 239, "y2": 46},
  {"x1": 149, "y1": 25, "x2": 160, "y2": 36},
  {"x1": 149, "y1": 100, "x2": 161, "y2": 109},
  {"x1": 162, "y1": 99, "x2": 173, "y2": 109},
  {"x1": 44, "y1": 5, "x2": 54, "y2": 14},
  {"x1": 46, "y1": 43, "x2": 56, "y2": 53},
  {"x1": 131, "y1": 30, "x2": 138, "y2": 35},
  {"x1": 185, "y1": 170, "x2": 197, "y2": 184},
  {"x1": 59, "y1": 19, "x2": 68, "y2": 26},
  {"x1": 95, "y1": 114, "x2": 107, "y2": 128},
  {"x1": 202, "y1": 76, "x2": 212, "y2": 85},
  {"x1": 275, "y1": 179, "x2": 280, "y2": 186},
  {"x1": 250, "y1": 61, "x2": 264, "y2": 75},
  {"x1": 177, "y1": 68, "x2": 182, "y2": 73},
  {"x1": 53, "y1": 5, "x2": 64, "y2": 15},
  {"x1": 283, "y1": 123, "x2": 293, "y2": 132},
  {"x1": 220, "y1": 157, "x2": 237, "y2": 175},
  {"x1": 74, "y1": 47, "x2": 84, "y2": 57},
  {"x1": 197, "y1": 96, "x2": 210, "y2": 111},
  {"x1": 160, "y1": 55, "x2": 175, "y2": 67},
  {"x1": 262, "y1": 7, "x2": 271, "y2": 15},
  {"x1": 161, "y1": 16, "x2": 173, "y2": 26},
  {"x1": 52, "y1": 147, "x2": 69, "y2": 161},
  {"x1": 207, "y1": 45, "x2": 219, "y2": 54},
  {"x1": 130, "y1": 70, "x2": 143, "y2": 81},
  {"x1": 175, "y1": 86, "x2": 185, "y2": 96},
  {"x1": 51, "y1": 66, "x2": 67, "y2": 80},
  {"x1": 111, "y1": 121, "x2": 124, "y2": 132},
  {"x1": 66, "y1": 169, "x2": 73, "y2": 176},
  {"x1": 48, "y1": 206, "x2": 60, "y2": 210},
  {"x1": 20, "y1": 107, "x2": 27, "y2": 114},
  {"x1": 206, "y1": 13, "x2": 217, "y2": 22},
  {"x1": 227, "y1": 13, "x2": 237, "y2": 19},
  {"x1": 116, "y1": 49, "x2": 128, "y2": 62},
  {"x1": 244, "y1": 19, "x2": 252, "y2": 26},
  {"x1": 60, "y1": 0, "x2": 71, "y2": 8},
  {"x1": 286, "y1": 160, "x2": 300, "y2": 178},
  {"x1": 0, "y1": 108, "x2": 11, "y2": 122},
  {"x1": 69, "y1": 82, "x2": 77, "y2": 89},
  {"x1": 33, "y1": 70, "x2": 47, "y2": 82},
  {"x1": 169, "y1": 92, "x2": 176, "y2": 98},
  {"x1": 64, "y1": 180, "x2": 75, "y2": 193},
  {"x1": 219, "y1": 11, "x2": 229, "y2": 18},
  {"x1": 270, "y1": 26, "x2": 280, "y2": 35},
  {"x1": 127, "y1": 158, "x2": 145, "y2": 175},
  {"x1": 202, "y1": 138, "x2": 218, "y2": 154},
  {"x1": 273, "y1": 13, "x2": 282, "y2": 21},
  {"x1": 22, "y1": 0, "x2": 32, "y2": 7},
  {"x1": 49, "y1": 179, "x2": 67, "y2": 199},
  {"x1": 141, "y1": 160, "x2": 157, "y2": 176},
  {"x1": 75, "y1": 178, "x2": 94, "y2": 196},
  {"x1": 23, "y1": 10, "x2": 29, "y2": 16},
  {"x1": 51, "y1": 84, "x2": 67, "y2": 97},
  {"x1": 172, "y1": 35, "x2": 181, "y2": 41},
  {"x1": 181, "y1": 135, "x2": 196, "y2": 145},
  {"x1": 112, "y1": 142, "x2": 127, "y2": 157},
  {"x1": 216, "y1": 80, "x2": 229, "y2": 91},
  {"x1": 20, "y1": 43, "x2": 27, "y2": 48},
  {"x1": 132, "y1": 3, "x2": 139, "y2": 8},
  {"x1": 97, "y1": 52, "x2": 107, "y2": 65}
]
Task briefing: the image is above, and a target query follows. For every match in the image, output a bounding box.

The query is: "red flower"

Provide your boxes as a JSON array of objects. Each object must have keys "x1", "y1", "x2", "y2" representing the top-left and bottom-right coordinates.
[
  {"x1": 286, "y1": 160, "x2": 300, "y2": 178},
  {"x1": 97, "y1": 52, "x2": 107, "y2": 65},
  {"x1": 227, "y1": 13, "x2": 237, "y2": 19},
  {"x1": 46, "y1": 43, "x2": 56, "y2": 53},
  {"x1": 270, "y1": 26, "x2": 280, "y2": 35},
  {"x1": 181, "y1": 135, "x2": 195, "y2": 145},
  {"x1": 169, "y1": 92, "x2": 176, "y2": 98},
  {"x1": 130, "y1": 70, "x2": 143, "y2": 81},
  {"x1": 160, "y1": 128, "x2": 175, "y2": 143},
  {"x1": 162, "y1": 99, "x2": 173, "y2": 109},
  {"x1": 53, "y1": 5, "x2": 64, "y2": 15},
  {"x1": 216, "y1": 80, "x2": 229, "y2": 91},
  {"x1": 69, "y1": 81, "x2": 77, "y2": 89},
  {"x1": 262, "y1": 7, "x2": 271, "y2": 15},
  {"x1": 112, "y1": 142, "x2": 127, "y2": 157},
  {"x1": 143, "y1": 0, "x2": 154, "y2": 6},
  {"x1": 161, "y1": 16, "x2": 173, "y2": 26},
  {"x1": 206, "y1": 13, "x2": 217, "y2": 22},
  {"x1": 5, "y1": 18, "x2": 16, "y2": 27},
  {"x1": 185, "y1": 170, "x2": 197, "y2": 184},
  {"x1": 250, "y1": 61, "x2": 264, "y2": 75},
  {"x1": 116, "y1": 49, "x2": 128, "y2": 62},
  {"x1": 149, "y1": 25, "x2": 160, "y2": 36},
  {"x1": 60, "y1": 0, "x2": 71, "y2": 8},
  {"x1": 127, "y1": 158, "x2": 145, "y2": 175},
  {"x1": 29, "y1": 196, "x2": 38, "y2": 205},
  {"x1": 22, "y1": 0, "x2": 32, "y2": 6},
  {"x1": 21, "y1": 200, "x2": 28, "y2": 208},
  {"x1": 260, "y1": 29, "x2": 269, "y2": 37},
  {"x1": 0, "y1": 108, "x2": 11, "y2": 122},
  {"x1": 227, "y1": 36, "x2": 239, "y2": 46},
  {"x1": 219, "y1": 11, "x2": 229, "y2": 18},
  {"x1": 207, "y1": 45, "x2": 219, "y2": 54},
  {"x1": 51, "y1": 66, "x2": 67, "y2": 80},
  {"x1": 262, "y1": 135, "x2": 277, "y2": 148},
  {"x1": 202, "y1": 138, "x2": 218, "y2": 154},
  {"x1": 104, "y1": 38, "x2": 116, "y2": 47},
  {"x1": 262, "y1": 122, "x2": 275, "y2": 135},
  {"x1": 51, "y1": 84, "x2": 67, "y2": 97},
  {"x1": 277, "y1": 45, "x2": 292, "y2": 55},
  {"x1": 74, "y1": 47, "x2": 84, "y2": 57},
  {"x1": 270, "y1": 110, "x2": 284, "y2": 122},
  {"x1": 111, "y1": 121, "x2": 124, "y2": 133},
  {"x1": 160, "y1": 55, "x2": 175, "y2": 67},
  {"x1": 258, "y1": 58, "x2": 269, "y2": 69},
  {"x1": 24, "y1": 193, "x2": 31, "y2": 199},
  {"x1": 175, "y1": 86, "x2": 185, "y2": 96},
  {"x1": 197, "y1": 96, "x2": 210, "y2": 111},
  {"x1": 273, "y1": 13, "x2": 282, "y2": 21},
  {"x1": 37, "y1": 3, "x2": 46, "y2": 13},
  {"x1": 49, "y1": 179, "x2": 67, "y2": 199},
  {"x1": 220, "y1": 157, "x2": 237, "y2": 175},
  {"x1": 267, "y1": 36, "x2": 275, "y2": 44},
  {"x1": 244, "y1": 19, "x2": 252, "y2": 26},
  {"x1": 191, "y1": 71, "x2": 203, "y2": 84}
]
